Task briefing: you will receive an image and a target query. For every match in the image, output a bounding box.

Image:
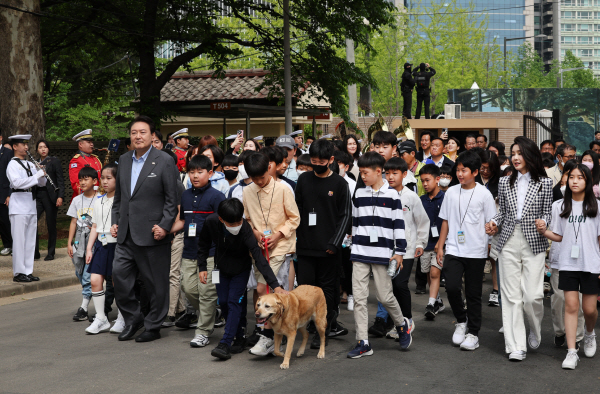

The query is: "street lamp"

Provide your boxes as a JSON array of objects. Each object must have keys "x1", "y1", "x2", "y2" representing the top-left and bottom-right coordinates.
[
  {"x1": 504, "y1": 34, "x2": 546, "y2": 71},
  {"x1": 558, "y1": 65, "x2": 593, "y2": 88}
]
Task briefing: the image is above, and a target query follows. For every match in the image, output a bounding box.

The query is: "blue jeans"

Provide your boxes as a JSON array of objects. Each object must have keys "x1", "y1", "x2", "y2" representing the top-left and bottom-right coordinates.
[
  {"x1": 216, "y1": 270, "x2": 251, "y2": 346},
  {"x1": 75, "y1": 266, "x2": 92, "y2": 300}
]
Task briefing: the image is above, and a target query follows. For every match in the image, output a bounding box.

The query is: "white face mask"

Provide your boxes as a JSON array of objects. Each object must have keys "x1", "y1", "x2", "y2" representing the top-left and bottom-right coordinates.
[
  {"x1": 500, "y1": 165, "x2": 509, "y2": 171},
  {"x1": 225, "y1": 223, "x2": 242, "y2": 235},
  {"x1": 560, "y1": 185, "x2": 566, "y2": 196},
  {"x1": 238, "y1": 164, "x2": 249, "y2": 180},
  {"x1": 296, "y1": 170, "x2": 305, "y2": 176},
  {"x1": 439, "y1": 178, "x2": 451, "y2": 187}
]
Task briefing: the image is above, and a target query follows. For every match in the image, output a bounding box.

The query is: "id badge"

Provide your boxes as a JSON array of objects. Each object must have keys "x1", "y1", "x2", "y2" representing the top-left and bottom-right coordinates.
[
  {"x1": 263, "y1": 229, "x2": 272, "y2": 237},
  {"x1": 370, "y1": 229, "x2": 378, "y2": 243},
  {"x1": 458, "y1": 231, "x2": 466, "y2": 244},
  {"x1": 309, "y1": 212, "x2": 317, "y2": 226},
  {"x1": 188, "y1": 223, "x2": 197, "y2": 237},
  {"x1": 212, "y1": 269, "x2": 220, "y2": 284},
  {"x1": 431, "y1": 226, "x2": 439, "y2": 238},
  {"x1": 571, "y1": 245, "x2": 580, "y2": 259},
  {"x1": 99, "y1": 233, "x2": 108, "y2": 246}
]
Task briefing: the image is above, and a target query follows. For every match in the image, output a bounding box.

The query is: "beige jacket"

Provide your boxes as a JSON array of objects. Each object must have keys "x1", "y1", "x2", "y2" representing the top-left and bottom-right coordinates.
[{"x1": 545, "y1": 164, "x2": 562, "y2": 187}]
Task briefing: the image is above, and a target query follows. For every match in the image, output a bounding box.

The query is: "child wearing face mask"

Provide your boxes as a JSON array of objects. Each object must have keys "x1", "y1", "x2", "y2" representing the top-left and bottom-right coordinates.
[
  {"x1": 197, "y1": 198, "x2": 286, "y2": 361},
  {"x1": 222, "y1": 154, "x2": 240, "y2": 188},
  {"x1": 438, "y1": 164, "x2": 453, "y2": 191},
  {"x1": 228, "y1": 150, "x2": 255, "y2": 203},
  {"x1": 296, "y1": 154, "x2": 313, "y2": 176}
]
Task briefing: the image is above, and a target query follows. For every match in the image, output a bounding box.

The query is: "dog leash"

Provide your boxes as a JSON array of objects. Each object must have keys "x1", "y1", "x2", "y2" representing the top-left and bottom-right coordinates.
[{"x1": 262, "y1": 237, "x2": 270, "y2": 294}]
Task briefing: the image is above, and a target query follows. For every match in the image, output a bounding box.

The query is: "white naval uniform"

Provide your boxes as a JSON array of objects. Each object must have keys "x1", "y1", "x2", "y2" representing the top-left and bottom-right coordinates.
[{"x1": 7, "y1": 158, "x2": 46, "y2": 275}]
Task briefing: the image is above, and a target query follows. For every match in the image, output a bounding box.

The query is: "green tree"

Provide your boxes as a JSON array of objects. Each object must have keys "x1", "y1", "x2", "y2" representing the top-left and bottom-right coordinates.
[
  {"x1": 560, "y1": 50, "x2": 600, "y2": 88},
  {"x1": 508, "y1": 42, "x2": 558, "y2": 88}
]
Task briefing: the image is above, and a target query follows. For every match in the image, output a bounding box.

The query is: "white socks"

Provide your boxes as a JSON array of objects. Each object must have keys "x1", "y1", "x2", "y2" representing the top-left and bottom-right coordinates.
[
  {"x1": 92, "y1": 291, "x2": 106, "y2": 320},
  {"x1": 428, "y1": 297, "x2": 436, "y2": 306},
  {"x1": 362, "y1": 339, "x2": 369, "y2": 345},
  {"x1": 81, "y1": 297, "x2": 90, "y2": 311}
]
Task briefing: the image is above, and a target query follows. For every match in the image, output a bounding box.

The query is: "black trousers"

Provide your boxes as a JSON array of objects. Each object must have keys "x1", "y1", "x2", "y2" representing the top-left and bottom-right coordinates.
[
  {"x1": 402, "y1": 91, "x2": 413, "y2": 119},
  {"x1": 34, "y1": 190, "x2": 58, "y2": 257},
  {"x1": 392, "y1": 258, "x2": 414, "y2": 319},
  {"x1": 442, "y1": 254, "x2": 486, "y2": 336},
  {"x1": 340, "y1": 246, "x2": 352, "y2": 296},
  {"x1": 0, "y1": 203, "x2": 12, "y2": 248},
  {"x1": 112, "y1": 232, "x2": 170, "y2": 331},
  {"x1": 296, "y1": 253, "x2": 341, "y2": 330},
  {"x1": 415, "y1": 90, "x2": 431, "y2": 119}
]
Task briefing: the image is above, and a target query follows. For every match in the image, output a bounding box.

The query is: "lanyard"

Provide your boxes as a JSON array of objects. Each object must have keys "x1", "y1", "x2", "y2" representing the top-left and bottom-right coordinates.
[
  {"x1": 371, "y1": 189, "x2": 381, "y2": 226},
  {"x1": 257, "y1": 181, "x2": 276, "y2": 230},
  {"x1": 459, "y1": 187, "x2": 475, "y2": 230},
  {"x1": 101, "y1": 196, "x2": 112, "y2": 230},
  {"x1": 572, "y1": 208, "x2": 584, "y2": 243},
  {"x1": 81, "y1": 194, "x2": 95, "y2": 219}
]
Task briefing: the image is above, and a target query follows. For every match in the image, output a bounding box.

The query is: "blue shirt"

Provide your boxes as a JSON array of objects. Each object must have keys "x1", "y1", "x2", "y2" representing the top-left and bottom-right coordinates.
[
  {"x1": 131, "y1": 146, "x2": 153, "y2": 194},
  {"x1": 420, "y1": 190, "x2": 445, "y2": 250}
]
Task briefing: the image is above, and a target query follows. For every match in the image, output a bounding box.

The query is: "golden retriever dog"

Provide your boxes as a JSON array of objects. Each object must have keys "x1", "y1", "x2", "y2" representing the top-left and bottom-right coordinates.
[{"x1": 254, "y1": 285, "x2": 327, "y2": 369}]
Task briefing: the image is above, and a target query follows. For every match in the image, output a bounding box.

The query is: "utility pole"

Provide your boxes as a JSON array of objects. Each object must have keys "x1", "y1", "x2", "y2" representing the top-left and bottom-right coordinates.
[
  {"x1": 283, "y1": 0, "x2": 293, "y2": 135},
  {"x1": 346, "y1": 38, "x2": 358, "y2": 123}
]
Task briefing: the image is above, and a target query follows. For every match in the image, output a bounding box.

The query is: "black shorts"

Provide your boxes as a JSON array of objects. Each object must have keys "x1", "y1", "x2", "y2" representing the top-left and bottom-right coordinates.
[{"x1": 558, "y1": 270, "x2": 600, "y2": 294}]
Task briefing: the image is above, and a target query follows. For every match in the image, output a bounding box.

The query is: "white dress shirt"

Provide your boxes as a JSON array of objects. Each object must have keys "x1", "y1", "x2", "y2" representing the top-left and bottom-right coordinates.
[
  {"x1": 6, "y1": 158, "x2": 46, "y2": 215},
  {"x1": 516, "y1": 171, "x2": 531, "y2": 221}
]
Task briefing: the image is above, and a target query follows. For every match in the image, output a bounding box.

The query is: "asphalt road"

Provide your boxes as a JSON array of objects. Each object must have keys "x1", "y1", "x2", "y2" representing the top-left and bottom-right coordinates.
[{"x1": 1, "y1": 279, "x2": 599, "y2": 394}]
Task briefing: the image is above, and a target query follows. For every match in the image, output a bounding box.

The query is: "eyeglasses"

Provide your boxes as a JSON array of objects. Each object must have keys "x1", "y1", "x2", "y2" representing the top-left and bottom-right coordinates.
[{"x1": 562, "y1": 154, "x2": 576, "y2": 160}]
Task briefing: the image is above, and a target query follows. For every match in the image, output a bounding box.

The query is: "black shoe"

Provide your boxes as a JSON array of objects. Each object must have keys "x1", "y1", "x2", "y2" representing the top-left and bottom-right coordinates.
[
  {"x1": 162, "y1": 315, "x2": 177, "y2": 328},
  {"x1": 44, "y1": 255, "x2": 55, "y2": 261},
  {"x1": 211, "y1": 343, "x2": 232, "y2": 360},
  {"x1": 214, "y1": 316, "x2": 226, "y2": 329},
  {"x1": 310, "y1": 333, "x2": 328, "y2": 349},
  {"x1": 135, "y1": 330, "x2": 161, "y2": 342},
  {"x1": 415, "y1": 287, "x2": 427, "y2": 294},
  {"x1": 13, "y1": 273, "x2": 31, "y2": 283},
  {"x1": 175, "y1": 312, "x2": 197, "y2": 329},
  {"x1": 433, "y1": 299, "x2": 445, "y2": 314},
  {"x1": 306, "y1": 320, "x2": 316, "y2": 334},
  {"x1": 34, "y1": 253, "x2": 40, "y2": 260},
  {"x1": 27, "y1": 274, "x2": 40, "y2": 281},
  {"x1": 73, "y1": 307, "x2": 88, "y2": 321},
  {"x1": 554, "y1": 334, "x2": 566, "y2": 347},
  {"x1": 328, "y1": 321, "x2": 349, "y2": 337},
  {"x1": 231, "y1": 336, "x2": 247, "y2": 354},
  {"x1": 385, "y1": 316, "x2": 395, "y2": 331},
  {"x1": 118, "y1": 321, "x2": 145, "y2": 341},
  {"x1": 368, "y1": 317, "x2": 386, "y2": 337},
  {"x1": 440, "y1": 278, "x2": 446, "y2": 288},
  {"x1": 425, "y1": 304, "x2": 436, "y2": 320},
  {"x1": 247, "y1": 327, "x2": 262, "y2": 347}
]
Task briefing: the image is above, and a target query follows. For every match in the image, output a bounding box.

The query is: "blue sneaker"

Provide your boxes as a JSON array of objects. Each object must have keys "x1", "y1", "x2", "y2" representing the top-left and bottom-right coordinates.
[
  {"x1": 396, "y1": 318, "x2": 413, "y2": 350},
  {"x1": 347, "y1": 340, "x2": 373, "y2": 359}
]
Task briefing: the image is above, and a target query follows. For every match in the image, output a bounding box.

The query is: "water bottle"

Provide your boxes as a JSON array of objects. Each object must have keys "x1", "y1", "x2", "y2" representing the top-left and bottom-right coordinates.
[
  {"x1": 73, "y1": 240, "x2": 79, "y2": 253},
  {"x1": 387, "y1": 259, "x2": 397, "y2": 277},
  {"x1": 544, "y1": 266, "x2": 551, "y2": 278}
]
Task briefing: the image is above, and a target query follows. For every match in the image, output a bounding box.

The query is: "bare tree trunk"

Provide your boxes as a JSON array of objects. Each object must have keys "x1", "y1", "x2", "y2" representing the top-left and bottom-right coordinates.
[{"x1": 0, "y1": 0, "x2": 44, "y2": 144}]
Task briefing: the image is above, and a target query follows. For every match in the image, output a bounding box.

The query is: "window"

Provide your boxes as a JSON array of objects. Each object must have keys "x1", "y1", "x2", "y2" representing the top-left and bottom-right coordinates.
[
  {"x1": 596, "y1": 24, "x2": 600, "y2": 31},
  {"x1": 578, "y1": 11, "x2": 593, "y2": 19},
  {"x1": 578, "y1": 0, "x2": 592, "y2": 5},
  {"x1": 596, "y1": 12, "x2": 600, "y2": 19},
  {"x1": 561, "y1": 49, "x2": 566, "y2": 57},
  {"x1": 595, "y1": 49, "x2": 600, "y2": 56},
  {"x1": 562, "y1": 24, "x2": 576, "y2": 31},
  {"x1": 579, "y1": 36, "x2": 593, "y2": 44},
  {"x1": 562, "y1": 36, "x2": 577, "y2": 43},
  {"x1": 580, "y1": 49, "x2": 593, "y2": 56},
  {"x1": 534, "y1": 16, "x2": 541, "y2": 25},
  {"x1": 594, "y1": 62, "x2": 600, "y2": 70},
  {"x1": 562, "y1": 11, "x2": 575, "y2": 18},
  {"x1": 505, "y1": 20, "x2": 516, "y2": 23},
  {"x1": 595, "y1": 37, "x2": 600, "y2": 44},
  {"x1": 578, "y1": 24, "x2": 591, "y2": 31},
  {"x1": 562, "y1": 0, "x2": 575, "y2": 4}
]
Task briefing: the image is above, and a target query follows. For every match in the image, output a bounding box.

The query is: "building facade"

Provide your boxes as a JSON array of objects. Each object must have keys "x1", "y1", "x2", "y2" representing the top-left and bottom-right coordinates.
[{"x1": 557, "y1": 0, "x2": 600, "y2": 77}]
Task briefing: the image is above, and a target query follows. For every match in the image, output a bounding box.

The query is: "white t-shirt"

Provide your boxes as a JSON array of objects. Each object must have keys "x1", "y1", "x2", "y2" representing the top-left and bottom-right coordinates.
[
  {"x1": 439, "y1": 183, "x2": 497, "y2": 258},
  {"x1": 550, "y1": 199, "x2": 600, "y2": 273},
  {"x1": 92, "y1": 194, "x2": 117, "y2": 243},
  {"x1": 67, "y1": 193, "x2": 97, "y2": 228},
  {"x1": 343, "y1": 174, "x2": 356, "y2": 196}
]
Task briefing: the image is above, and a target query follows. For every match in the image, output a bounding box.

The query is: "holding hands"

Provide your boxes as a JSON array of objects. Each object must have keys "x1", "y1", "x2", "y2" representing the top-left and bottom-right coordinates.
[
  {"x1": 485, "y1": 221, "x2": 498, "y2": 236},
  {"x1": 535, "y1": 219, "x2": 547, "y2": 235}
]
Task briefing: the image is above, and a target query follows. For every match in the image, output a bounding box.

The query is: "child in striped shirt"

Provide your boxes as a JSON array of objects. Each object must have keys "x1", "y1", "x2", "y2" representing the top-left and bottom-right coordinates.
[{"x1": 347, "y1": 152, "x2": 413, "y2": 359}]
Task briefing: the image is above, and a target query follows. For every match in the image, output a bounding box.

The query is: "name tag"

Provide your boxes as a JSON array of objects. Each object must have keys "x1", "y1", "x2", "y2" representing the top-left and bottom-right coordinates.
[
  {"x1": 188, "y1": 223, "x2": 196, "y2": 237},
  {"x1": 99, "y1": 233, "x2": 108, "y2": 246},
  {"x1": 309, "y1": 212, "x2": 317, "y2": 226},
  {"x1": 212, "y1": 269, "x2": 220, "y2": 284},
  {"x1": 370, "y1": 229, "x2": 378, "y2": 243},
  {"x1": 263, "y1": 229, "x2": 272, "y2": 237},
  {"x1": 431, "y1": 226, "x2": 439, "y2": 238},
  {"x1": 571, "y1": 245, "x2": 580, "y2": 259},
  {"x1": 458, "y1": 231, "x2": 466, "y2": 244}
]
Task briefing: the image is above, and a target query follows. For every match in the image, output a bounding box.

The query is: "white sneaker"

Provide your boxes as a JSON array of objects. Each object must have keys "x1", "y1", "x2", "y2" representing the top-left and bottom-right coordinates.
[
  {"x1": 190, "y1": 334, "x2": 210, "y2": 348},
  {"x1": 460, "y1": 333, "x2": 479, "y2": 351},
  {"x1": 347, "y1": 295, "x2": 354, "y2": 311},
  {"x1": 528, "y1": 331, "x2": 540, "y2": 350},
  {"x1": 249, "y1": 334, "x2": 274, "y2": 356},
  {"x1": 562, "y1": 351, "x2": 579, "y2": 369},
  {"x1": 452, "y1": 322, "x2": 468, "y2": 346},
  {"x1": 584, "y1": 332, "x2": 597, "y2": 358},
  {"x1": 85, "y1": 316, "x2": 110, "y2": 334},
  {"x1": 508, "y1": 350, "x2": 526, "y2": 361},
  {"x1": 0, "y1": 247, "x2": 11, "y2": 256},
  {"x1": 499, "y1": 326, "x2": 504, "y2": 334},
  {"x1": 386, "y1": 327, "x2": 399, "y2": 340},
  {"x1": 110, "y1": 315, "x2": 126, "y2": 333}
]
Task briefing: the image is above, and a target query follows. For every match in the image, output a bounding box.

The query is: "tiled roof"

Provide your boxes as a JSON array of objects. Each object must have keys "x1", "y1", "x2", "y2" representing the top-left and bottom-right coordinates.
[{"x1": 161, "y1": 69, "x2": 274, "y2": 102}]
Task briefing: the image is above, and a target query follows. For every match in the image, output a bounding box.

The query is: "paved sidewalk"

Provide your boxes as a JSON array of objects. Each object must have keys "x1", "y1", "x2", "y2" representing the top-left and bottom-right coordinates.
[{"x1": 0, "y1": 247, "x2": 78, "y2": 297}]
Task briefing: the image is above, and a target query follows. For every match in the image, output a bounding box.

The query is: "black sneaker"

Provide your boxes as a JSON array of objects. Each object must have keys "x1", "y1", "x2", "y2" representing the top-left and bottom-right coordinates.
[
  {"x1": 247, "y1": 327, "x2": 262, "y2": 347},
  {"x1": 433, "y1": 299, "x2": 446, "y2": 314},
  {"x1": 424, "y1": 304, "x2": 436, "y2": 320},
  {"x1": 368, "y1": 317, "x2": 386, "y2": 337},
  {"x1": 385, "y1": 316, "x2": 395, "y2": 331},
  {"x1": 73, "y1": 307, "x2": 88, "y2": 321},
  {"x1": 576, "y1": 339, "x2": 582, "y2": 350},
  {"x1": 306, "y1": 321, "x2": 316, "y2": 334},
  {"x1": 328, "y1": 321, "x2": 349, "y2": 337},
  {"x1": 162, "y1": 315, "x2": 177, "y2": 328},
  {"x1": 415, "y1": 287, "x2": 427, "y2": 295},
  {"x1": 211, "y1": 343, "x2": 232, "y2": 360},
  {"x1": 214, "y1": 316, "x2": 226, "y2": 328},
  {"x1": 310, "y1": 333, "x2": 328, "y2": 349},
  {"x1": 175, "y1": 312, "x2": 198, "y2": 329},
  {"x1": 440, "y1": 278, "x2": 446, "y2": 288},
  {"x1": 554, "y1": 334, "x2": 566, "y2": 347},
  {"x1": 231, "y1": 336, "x2": 247, "y2": 354}
]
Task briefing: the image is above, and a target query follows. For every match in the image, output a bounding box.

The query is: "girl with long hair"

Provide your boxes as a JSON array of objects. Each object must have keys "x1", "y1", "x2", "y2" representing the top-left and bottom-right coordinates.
[
  {"x1": 343, "y1": 134, "x2": 361, "y2": 178},
  {"x1": 444, "y1": 137, "x2": 460, "y2": 162}
]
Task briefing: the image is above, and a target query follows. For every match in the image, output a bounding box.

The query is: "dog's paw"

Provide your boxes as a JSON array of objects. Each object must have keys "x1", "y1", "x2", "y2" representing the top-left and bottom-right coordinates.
[
  {"x1": 280, "y1": 363, "x2": 290, "y2": 370},
  {"x1": 296, "y1": 350, "x2": 304, "y2": 357},
  {"x1": 273, "y1": 350, "x2": 284, "y2": 358},
  {"x1": 317, "y1": 351, "x2": 325, "y2": 359}
]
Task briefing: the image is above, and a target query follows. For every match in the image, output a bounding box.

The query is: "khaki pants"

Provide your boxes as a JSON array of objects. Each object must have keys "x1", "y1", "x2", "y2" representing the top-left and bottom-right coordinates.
[
  {"x1": 352, "y1": 261, "x2": 404, "y2": 341},
  {"x1": 168, "y1": 233, "x2": 186, "y2": 317},
  {"x1": 181, "y1": 257, "x2": 218, "y2": 336},
  {"x1": 550, "y1": 268, "x2": 585, "y2": 342},
  {"x1": 498, "y1": 224, "x2": 545, "y2": 354}
]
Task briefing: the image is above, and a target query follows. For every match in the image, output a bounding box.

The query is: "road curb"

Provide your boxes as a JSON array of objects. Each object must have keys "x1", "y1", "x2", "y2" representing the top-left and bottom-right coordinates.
[{"x1": 0, "y1": 275, "x2": 79, "y2": 298}]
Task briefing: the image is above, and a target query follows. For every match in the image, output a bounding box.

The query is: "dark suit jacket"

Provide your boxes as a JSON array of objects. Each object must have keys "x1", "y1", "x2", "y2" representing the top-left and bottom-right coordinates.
[
  {"x1": 0, "y1": 146, "x2": 13, "y2": 201},
  {"x1": 39, "y1": 156, "x2": 65, "y2": 203},
  {"x1": 112, "y1": 147, "x2": 179, "y2": 246}
]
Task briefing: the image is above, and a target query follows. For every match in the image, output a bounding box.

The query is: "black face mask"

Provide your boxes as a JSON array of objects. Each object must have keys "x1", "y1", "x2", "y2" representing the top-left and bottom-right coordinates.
[
  {"x1": 313, "y1": 163, "x2": 329, "y2": 175},
  {"x1": 223, "y1": 170, "x2": 238, "y2": 180}
]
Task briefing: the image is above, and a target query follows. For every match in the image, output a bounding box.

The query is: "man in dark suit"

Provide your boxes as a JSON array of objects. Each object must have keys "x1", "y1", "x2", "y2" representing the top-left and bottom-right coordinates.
[
  {"x1": 425, "y1": 137, "x2": 455, "y2": 169},
  {"x1": 0, "y1": 135, "x2": 13, "y2": 256},
  {"x1": 110, "y1": 115, "x2": 179, "y2": 342}
]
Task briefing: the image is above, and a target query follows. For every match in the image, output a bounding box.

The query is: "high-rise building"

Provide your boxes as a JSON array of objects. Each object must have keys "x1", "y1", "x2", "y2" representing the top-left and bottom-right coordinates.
[{"x1": 533, "y1": 0, "x2": 561, "y2": 70}]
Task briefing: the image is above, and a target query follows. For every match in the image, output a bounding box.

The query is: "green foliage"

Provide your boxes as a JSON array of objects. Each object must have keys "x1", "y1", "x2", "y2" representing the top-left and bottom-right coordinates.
[
  {"x1": 560, "y1": 51, "x2": 600, "y2": 88},
  {"x1": 509, "y1": 42, "x2": 558, "y2": 88}
]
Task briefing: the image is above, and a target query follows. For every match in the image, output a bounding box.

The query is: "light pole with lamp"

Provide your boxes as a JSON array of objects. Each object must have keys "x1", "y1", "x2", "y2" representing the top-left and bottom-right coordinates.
[
  {"x1": 504, "y1": 34, "x2": 547, "y2": 71},
  {"x1": 558, "y1": 65, "x2": 593, "y2": 88}
]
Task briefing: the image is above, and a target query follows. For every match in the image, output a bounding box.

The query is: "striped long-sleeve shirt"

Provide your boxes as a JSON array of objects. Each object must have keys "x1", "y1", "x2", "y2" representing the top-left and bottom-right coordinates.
[{"x1": 351, "y1": 180, "x2": 407, "y2": 265}]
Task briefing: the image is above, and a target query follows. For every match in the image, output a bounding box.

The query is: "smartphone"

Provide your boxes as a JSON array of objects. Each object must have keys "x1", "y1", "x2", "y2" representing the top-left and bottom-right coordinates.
[
  {"x1": 442, "y1": 128, "x2": 448, "y2": 139},
  {"x1": 237, "y1": 130, "x2": 243, "y2": 138}
]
